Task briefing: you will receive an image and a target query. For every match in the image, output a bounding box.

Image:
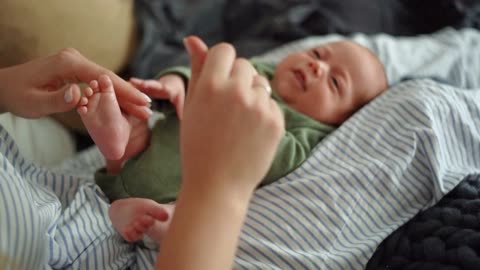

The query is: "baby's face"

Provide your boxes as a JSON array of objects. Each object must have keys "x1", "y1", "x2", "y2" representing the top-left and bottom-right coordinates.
[{"x1": 271, "y1": 40, "x2": 387, "y2": 125}]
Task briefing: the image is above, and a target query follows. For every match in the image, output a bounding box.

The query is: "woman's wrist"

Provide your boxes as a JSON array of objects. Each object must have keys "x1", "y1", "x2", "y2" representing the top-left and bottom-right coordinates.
[
  {"x1": 157, "y1": 178, "x2": 254, "y2": 270},
  {"x1": 182, "y1": 175, "x2": 256, "y2": 207}
]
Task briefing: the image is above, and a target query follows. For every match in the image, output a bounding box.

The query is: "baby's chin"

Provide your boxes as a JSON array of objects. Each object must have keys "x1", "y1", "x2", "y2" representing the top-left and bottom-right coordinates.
[{"x1": 273, "y1": 84, "x2": 290, "y2": 102}]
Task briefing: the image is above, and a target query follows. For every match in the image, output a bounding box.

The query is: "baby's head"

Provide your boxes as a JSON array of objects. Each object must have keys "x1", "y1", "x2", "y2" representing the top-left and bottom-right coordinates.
[{"x1": 271, "y1": 40, "x2": 387, "y2": 125}]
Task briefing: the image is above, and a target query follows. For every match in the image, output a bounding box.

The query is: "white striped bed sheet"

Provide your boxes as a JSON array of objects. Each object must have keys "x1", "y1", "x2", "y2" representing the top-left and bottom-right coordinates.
[
  {"x1": 234, "y1": 79, "x2": 480, "y2": 269},
  {"x1": 1, "y1": 78, "x2": 480, "y2": 269}
]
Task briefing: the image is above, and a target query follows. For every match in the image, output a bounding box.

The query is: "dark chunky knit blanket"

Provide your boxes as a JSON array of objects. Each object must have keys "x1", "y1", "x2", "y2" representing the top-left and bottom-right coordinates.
[{"x1": 367, "y1": 174, "x2": 480, "y2": 270}]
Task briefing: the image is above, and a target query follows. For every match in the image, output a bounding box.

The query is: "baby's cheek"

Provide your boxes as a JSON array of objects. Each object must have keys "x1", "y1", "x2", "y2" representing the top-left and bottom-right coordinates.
[
  {"x1": 278, "y1": 90, "x2": 294, "y2": 105},
  {"x1": 277, "y1": 80, "x2": 298, "y2": 100}
]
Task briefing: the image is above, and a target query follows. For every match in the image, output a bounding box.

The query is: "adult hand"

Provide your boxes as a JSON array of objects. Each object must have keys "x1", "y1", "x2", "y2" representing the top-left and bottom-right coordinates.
[
  {"x1": 180, "y1": 36, "x2": 284, "y2": 198},
  {"x1": 0, "y1": 48, "x2": 152, "y2": 119},
  {"x1": 157, "y1": 36, "x2": 284, "y2": 270}
]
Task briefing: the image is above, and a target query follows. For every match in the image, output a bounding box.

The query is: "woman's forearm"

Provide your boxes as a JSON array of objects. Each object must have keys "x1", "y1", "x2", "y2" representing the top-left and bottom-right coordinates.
[
  {"x1": 155, "y1": 183, "x2": 252, "y2": 270},
  {"x1": 155, "y1": 36, "x2": 284, "y2": 270}
]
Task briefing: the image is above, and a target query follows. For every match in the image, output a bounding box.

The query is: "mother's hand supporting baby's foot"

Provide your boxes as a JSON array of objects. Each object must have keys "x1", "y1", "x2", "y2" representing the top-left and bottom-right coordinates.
[{"x1": 0, "y1": 48, "x2": 152, "y2": 119}]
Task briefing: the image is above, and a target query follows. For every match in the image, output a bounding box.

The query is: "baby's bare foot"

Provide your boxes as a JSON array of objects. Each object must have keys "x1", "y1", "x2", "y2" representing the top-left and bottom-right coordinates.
[
  {"x1": 106, "y1": 116, "x2": 151, "y2": 174},
  {"x1": 109, "y1": 198, "x2": 174, "y2": 243},
  {"x1": 77, "y1": 75, "x2": 130, "y2": 160}
]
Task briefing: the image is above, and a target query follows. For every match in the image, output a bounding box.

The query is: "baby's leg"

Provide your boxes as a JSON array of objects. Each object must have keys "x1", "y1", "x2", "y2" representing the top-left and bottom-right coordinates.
[
  {"x1": 105, "y1": 115, "x2": 151, "y2": 174},
  {"x1": 77, "y1": 75, "x2": 130, "y2": 160},
  {"x1": 109, "y1": 198, "x2": 175, "y2": 243}
]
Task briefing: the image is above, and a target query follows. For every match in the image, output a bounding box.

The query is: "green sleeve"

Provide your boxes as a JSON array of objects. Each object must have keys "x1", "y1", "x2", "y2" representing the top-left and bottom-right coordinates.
[
  {"x1": 261, "y1": 102, "x2": 335, "y2": 186},
  {"x1": 155, "y1": 66, "x2": 191, "y2": 85},
  {"x1": 250, "y1": 59, "x2": 276, "y2": 80}
]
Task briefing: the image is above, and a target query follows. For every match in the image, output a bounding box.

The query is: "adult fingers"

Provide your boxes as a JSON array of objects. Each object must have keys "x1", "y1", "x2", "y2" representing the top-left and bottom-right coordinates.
[
  {"x1": 230, "y1": 58, "x2": 257, "y2": 89},
  {"x1": 269, "y1": 98, "x2": 285, "y2": 133},
  {"x1": 251, "y1": 75, "x2": 272, "y2": 96},
  {"x1": 250, "y1": 75, "x2": 283, "y2": 139},
  {"x1": 200, "y1": 43, "x2": 236, "y2": 83},
  {"x1": 28, "y1": 84, "x2": 82, "y2": 117},
  {"x1": 173, "y1": 92, "x2": 185, "y2": 120},
  {"x1": 119, "y1": 102, "x2": 153, "y2": 120},
  {"x1": 48, "y1": 49, "x2": 151, "y2": 107},
  {"x1": 183, "y1": 36, "x2": 208, "y2": 98}
]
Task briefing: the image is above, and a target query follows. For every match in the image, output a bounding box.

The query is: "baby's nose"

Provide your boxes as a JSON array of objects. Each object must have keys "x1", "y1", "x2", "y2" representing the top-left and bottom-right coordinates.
[{"x1": 308, "y1": 61, "x2": 329, "y2": 76}]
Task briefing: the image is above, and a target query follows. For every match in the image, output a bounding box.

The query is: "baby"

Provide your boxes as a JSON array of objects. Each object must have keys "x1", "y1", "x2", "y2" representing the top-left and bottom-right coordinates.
[{"x1": 77, "y1": 39, "x2": 388, "y2": 245}]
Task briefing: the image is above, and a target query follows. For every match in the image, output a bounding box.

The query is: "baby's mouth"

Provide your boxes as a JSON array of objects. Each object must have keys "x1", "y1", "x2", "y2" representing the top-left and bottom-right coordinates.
[{"x1": 293, "y1": 69, "x2": 306, "y2": 91}]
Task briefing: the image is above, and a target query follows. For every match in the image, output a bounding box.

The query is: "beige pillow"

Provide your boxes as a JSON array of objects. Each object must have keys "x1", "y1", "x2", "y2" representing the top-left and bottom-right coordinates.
[
  {"x1": 0, "y1": 0, "x2": 138, "y2": 73},
  {"x1": 0, "y1": 113, "x2": 76, "y2": 168}
]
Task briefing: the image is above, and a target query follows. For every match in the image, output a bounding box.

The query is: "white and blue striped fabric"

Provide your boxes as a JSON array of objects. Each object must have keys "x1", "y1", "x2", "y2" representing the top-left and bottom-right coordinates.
[
  {"x1": 234, "y1": 79, "x2": 480, "y2": 269},
  {"x1": 2, "y1": 28, "x2": 480, "y2": 269}
]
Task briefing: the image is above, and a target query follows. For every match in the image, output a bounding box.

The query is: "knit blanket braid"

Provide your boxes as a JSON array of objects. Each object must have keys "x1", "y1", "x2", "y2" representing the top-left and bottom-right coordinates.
[{"x1": 367, "y1": 174, "x2": 480, "y2": 270}]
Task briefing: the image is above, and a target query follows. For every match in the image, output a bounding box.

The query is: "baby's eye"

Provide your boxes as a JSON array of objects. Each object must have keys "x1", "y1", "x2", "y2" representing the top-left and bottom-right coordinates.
[
  {"x1": 331, "y1": 76, "x2": 339, "y2": 90},
  {"x1": 312, "y1": 49, "x2": 322, "y2": 59}
]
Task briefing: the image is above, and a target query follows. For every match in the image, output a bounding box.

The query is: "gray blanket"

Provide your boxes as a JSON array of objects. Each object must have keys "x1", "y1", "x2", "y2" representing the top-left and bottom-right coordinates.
[{"x1": 127, "y1": 0, "x2": 479, "y2": 78}]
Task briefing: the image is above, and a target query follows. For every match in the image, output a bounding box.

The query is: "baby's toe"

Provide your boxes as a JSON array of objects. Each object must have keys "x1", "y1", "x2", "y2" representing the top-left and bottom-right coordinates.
[
  {"x1": 79, "y1": 96, "x2": 88, "y2": 106},
  {"x1": 123, "y1": 228, "x2": 139, "y2": 242},
  {"x1": 139, "y1": 215, "x2": 155, "y2": 227},
  {"x1": 84, "y1": 87, "x2": 94, "y2": 98},
  {"x1": 98, "y1": 74, "x2": 114, "y2": 92},
  {"x1": 149, "y1": 207, "x2": 170, "y2": 222},
  {"x1": 132, "y1": 222, "x2": 147, "y2": 234},
  {"x1": 77, "y1": 106, "x2": 88, "y2": 115},
  {"x1": 89, "y1": 80, "x2": 99, "y2": 91}
]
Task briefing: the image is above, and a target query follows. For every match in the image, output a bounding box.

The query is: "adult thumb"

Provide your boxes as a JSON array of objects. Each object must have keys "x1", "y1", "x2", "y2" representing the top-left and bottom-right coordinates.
[
  {"x1": 30, "y1": 84, "x2": 82, "y2": 117},
  {"x1": 183, "y1": 36, "x2": 208, "y2": 99}
]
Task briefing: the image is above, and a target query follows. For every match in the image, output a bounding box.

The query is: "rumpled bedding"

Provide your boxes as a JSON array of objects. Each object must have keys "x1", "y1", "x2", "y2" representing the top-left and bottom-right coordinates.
[
  {"x1": 2, "y1": 28, "x2": 480, "y2": 268},
  {"x1": 0, "y1": 77, "x2": 478, "y2": 270}
]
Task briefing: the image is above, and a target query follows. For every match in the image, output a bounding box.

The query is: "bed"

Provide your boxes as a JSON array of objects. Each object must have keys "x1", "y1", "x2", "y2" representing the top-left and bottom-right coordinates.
[
  {"x1": 2, "y1": 1, "x2": 480, "y2": 270},
  {"x1": 1, "y1": 28, "x2": 480, "y2": 269}
]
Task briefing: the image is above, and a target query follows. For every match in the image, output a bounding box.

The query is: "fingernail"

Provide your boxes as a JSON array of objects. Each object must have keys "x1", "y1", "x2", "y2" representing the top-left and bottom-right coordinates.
[
  {"x1": 141, "y1": 93, "x2": 152, "y2": 103},
  {"x1": 183, "y1": 37, "x2": 191, "y2": 54},
  {"x1": 64, "y1": 85, "x2": 73, "y2": 103},
  {"x1": 144, "y1": 106, "x2": 153, "y2": 115},
  {"x1": 130, "y1": 77, "x2": 141, "y2": 83}
]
